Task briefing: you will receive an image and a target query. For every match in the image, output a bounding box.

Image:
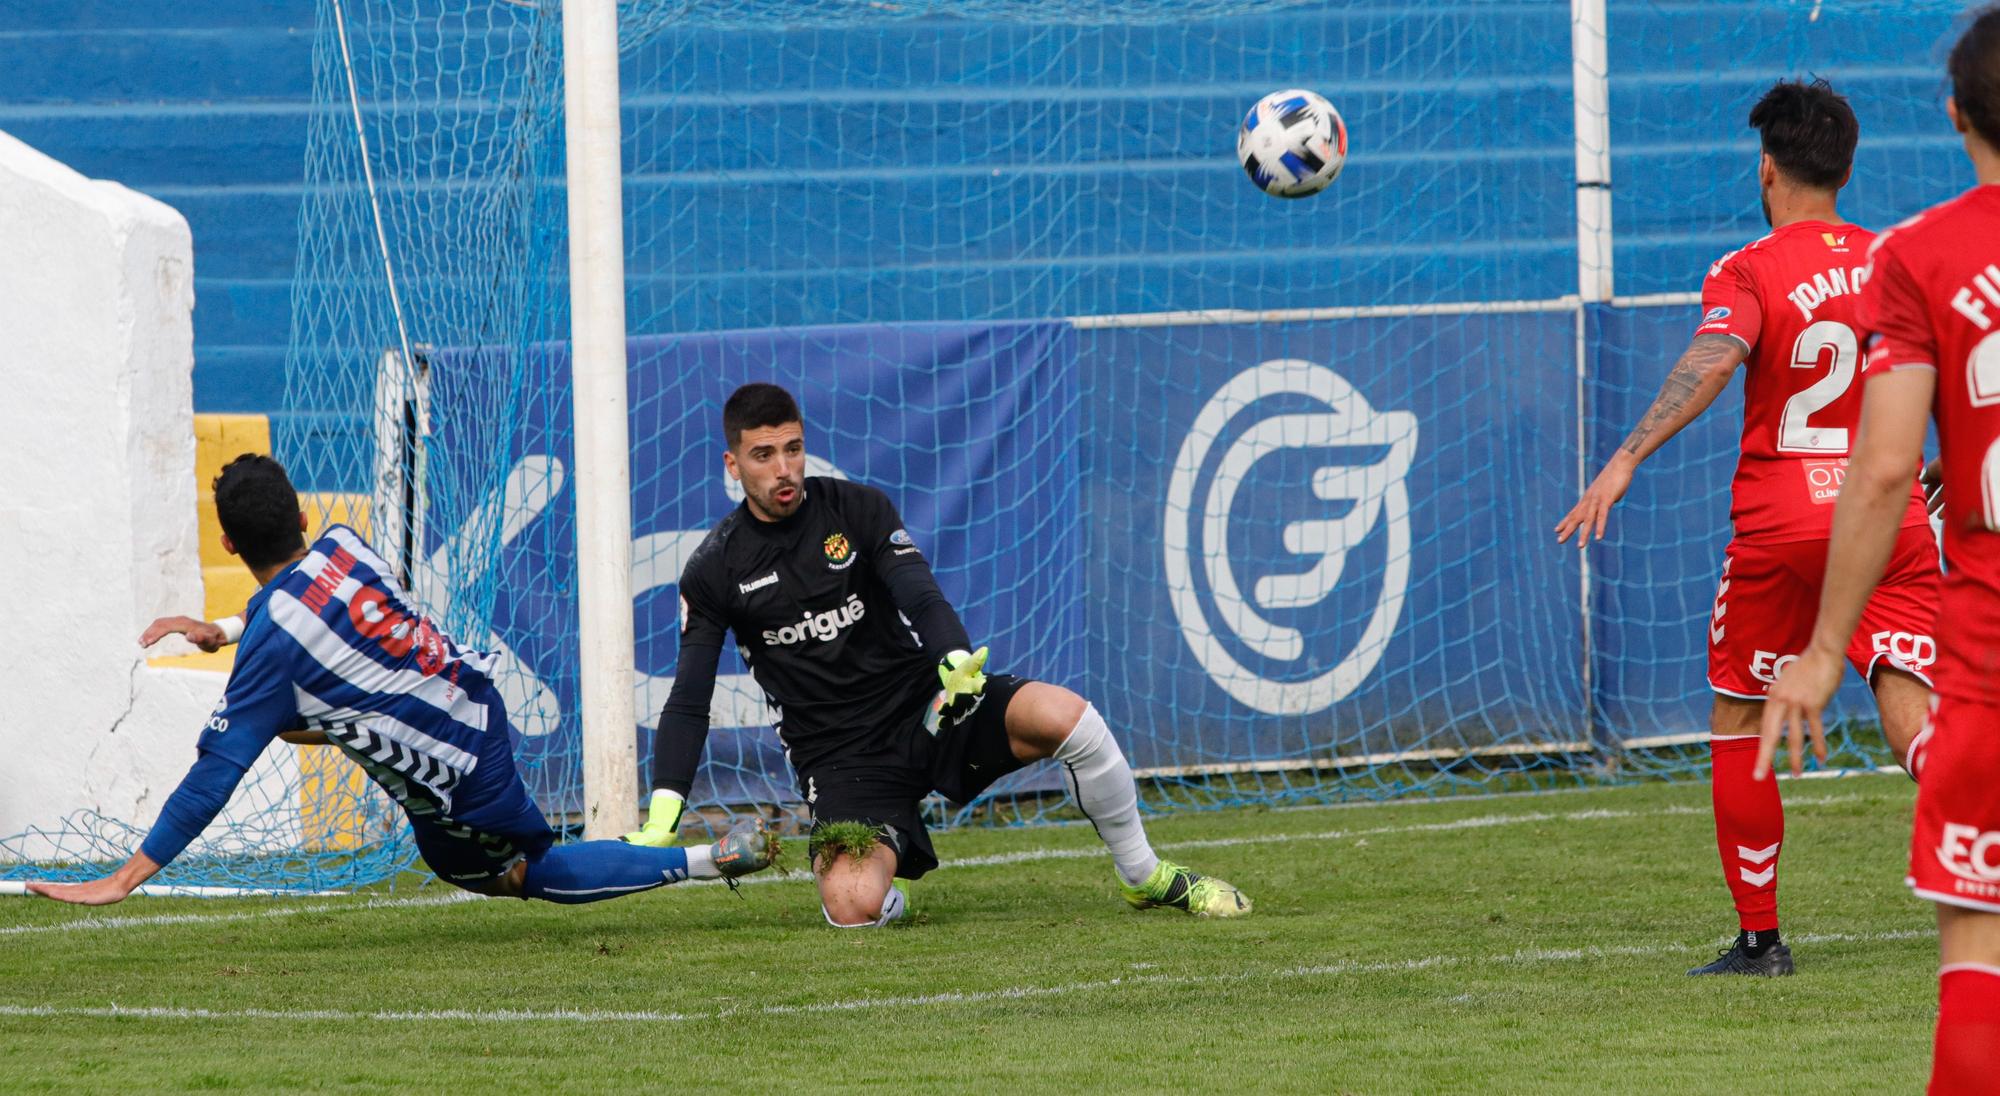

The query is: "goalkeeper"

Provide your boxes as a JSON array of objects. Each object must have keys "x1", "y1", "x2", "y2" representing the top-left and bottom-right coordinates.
[{"x1": 625, "y1": 382, "x2": 1249, "y2": 926}]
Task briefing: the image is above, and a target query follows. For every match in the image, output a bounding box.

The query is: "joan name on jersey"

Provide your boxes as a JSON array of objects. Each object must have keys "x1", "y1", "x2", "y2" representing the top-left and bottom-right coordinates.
[
  {"x1": 1785, "y1": 264, "x2": 1869, "y2": 321},
  {"x1": 762, "y1": 593, "x2": 868, "y2": 647}
]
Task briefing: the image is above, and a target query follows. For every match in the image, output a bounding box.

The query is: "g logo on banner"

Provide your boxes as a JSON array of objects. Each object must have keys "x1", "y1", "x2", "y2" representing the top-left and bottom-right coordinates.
[{"x1": 1164, "y1": 360, "x2": 1419, "y2": 715}]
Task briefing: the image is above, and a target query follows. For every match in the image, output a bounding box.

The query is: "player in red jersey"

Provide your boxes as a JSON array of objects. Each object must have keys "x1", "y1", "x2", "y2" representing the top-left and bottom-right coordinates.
[
  {"x1": 1558, "y1": 78, "x2": 1940, "y2": 977},
  {"x1": 1763, "y1": 11, "x2": 2000, "y2": 1090}
]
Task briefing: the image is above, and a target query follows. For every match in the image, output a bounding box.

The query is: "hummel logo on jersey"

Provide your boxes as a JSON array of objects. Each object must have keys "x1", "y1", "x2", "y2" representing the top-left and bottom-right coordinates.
[
  {"x1": 761, "y1": 593, "x2": 867, "y2": 647},
  {"x1": 738, "y1": 571, "x2": 779, "y2": 594}
]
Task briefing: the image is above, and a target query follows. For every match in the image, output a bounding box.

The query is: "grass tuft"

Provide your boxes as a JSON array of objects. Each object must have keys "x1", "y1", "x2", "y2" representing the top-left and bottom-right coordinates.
[{"x1": 809, "y1": 820, "x2": 886, "y2": 873}]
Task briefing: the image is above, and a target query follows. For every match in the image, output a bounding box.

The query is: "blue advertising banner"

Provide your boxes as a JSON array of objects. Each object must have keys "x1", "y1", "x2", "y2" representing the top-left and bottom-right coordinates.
[
  {"x1": 1075, "y1": 313, "x2": 1587, "y2": 772},
  {"x1": 424, "y1": 305, "x2": 1837, "y2": 814},
  {"x1": 428, "y1": 321, "x2": 1081, "y2": 811}
]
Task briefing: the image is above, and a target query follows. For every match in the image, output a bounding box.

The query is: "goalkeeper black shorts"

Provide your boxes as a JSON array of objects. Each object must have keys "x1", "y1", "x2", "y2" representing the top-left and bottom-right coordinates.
[{"x1": 799, "y1": 672, "x2": 1030, "y2": 879}]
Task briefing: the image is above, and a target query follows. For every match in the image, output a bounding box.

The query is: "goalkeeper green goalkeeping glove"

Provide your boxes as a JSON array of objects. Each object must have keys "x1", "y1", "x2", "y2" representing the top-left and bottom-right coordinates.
[
  {"x1": 620, "y1": 789, "x2": 687, "y2": 848},
  {"x1": 925, "y1": 647, "x2": 988, "y2": 735}
]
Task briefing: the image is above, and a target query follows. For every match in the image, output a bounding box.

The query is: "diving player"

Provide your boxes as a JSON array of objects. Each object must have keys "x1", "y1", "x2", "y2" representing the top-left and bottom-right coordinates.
[
  {"x1": 623, "y1": 383, "x2": 1249, "y2": 925},
  {"x1": 1555, "y1": 79, "x2": 1940, "y2": 976},
  {"x1": 30, "y1": 454, "x2": 776, "y2": 907}
]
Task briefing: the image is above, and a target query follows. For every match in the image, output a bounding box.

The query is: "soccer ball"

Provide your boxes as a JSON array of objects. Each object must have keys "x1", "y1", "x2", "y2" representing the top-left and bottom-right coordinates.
[{"x1": 1237, "y1": 89, "x2": 1347, "y2": 198}]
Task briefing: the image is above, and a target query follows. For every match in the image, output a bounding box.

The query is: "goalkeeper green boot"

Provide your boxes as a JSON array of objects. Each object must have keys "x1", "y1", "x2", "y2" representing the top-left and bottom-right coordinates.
[
  {"x1": 712, "y1": 817, "x2": 782, "y2": 880},
  {"x1": 1120, "y1": 859, "x2": 1251, "y2": 917}
]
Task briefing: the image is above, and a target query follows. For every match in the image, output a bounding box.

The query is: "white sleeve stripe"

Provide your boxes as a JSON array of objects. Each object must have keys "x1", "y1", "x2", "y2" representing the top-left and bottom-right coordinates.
[
  {"x1": 535, "y1": 881, "x2": 675, "y2": 896},
  {"x1": 267, "y1": 594, "x2": 493, "y2": 736},
  {"x1": 297, "y1": 694, "x2": 482, "y2": 773}
]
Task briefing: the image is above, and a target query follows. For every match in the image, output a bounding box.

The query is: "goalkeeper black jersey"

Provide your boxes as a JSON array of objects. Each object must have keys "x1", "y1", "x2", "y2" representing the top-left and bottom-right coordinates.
[{"x1": 650, "y1": 477, "x2": 972, "y2": 791}]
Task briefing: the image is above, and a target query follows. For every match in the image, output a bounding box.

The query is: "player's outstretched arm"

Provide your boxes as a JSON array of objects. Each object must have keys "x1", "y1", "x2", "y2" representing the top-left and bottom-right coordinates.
[
  {"x1": 1555, "y1": 333, "x2": 1747, "y2": 546},
  {"x1": 25, "y1": 851, "x2": 164, "y2": 905},
  {"x1": 626, "y1": 635, "x2": 721, "y2": 846},
  {"x1": 1758, "y1": 367, "x2": 1935, "y2": 780},
  {"x1": 140, "y1": 613, "x2": 242, "y2": 653},
  {"x1": 27, "y1": 749, "x2": 254, "y2": 906}
]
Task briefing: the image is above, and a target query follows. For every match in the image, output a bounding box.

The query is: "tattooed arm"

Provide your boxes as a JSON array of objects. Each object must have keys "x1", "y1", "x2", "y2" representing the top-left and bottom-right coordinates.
[{"x1": 1554, "y1": 333, "x2": 1748, "y2": 546}]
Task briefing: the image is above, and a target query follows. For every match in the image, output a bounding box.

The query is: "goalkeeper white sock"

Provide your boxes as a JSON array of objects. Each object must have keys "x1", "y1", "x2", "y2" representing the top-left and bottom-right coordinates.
[
  {"x1": 685, "y1": 844, "x2": 719, "y2": 880},
  {"x1": 1052, "y1": 703, "x2": 1160, "y2": 888}
]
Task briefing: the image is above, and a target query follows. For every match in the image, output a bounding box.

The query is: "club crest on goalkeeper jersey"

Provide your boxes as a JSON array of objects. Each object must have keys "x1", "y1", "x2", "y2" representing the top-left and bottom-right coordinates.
[
  {"x1": 197, "y1": 525, "x2": 504, "y2": 814},
  {"x1": 1697, "y1": 219, "x2": 1928, "y2": 543}
]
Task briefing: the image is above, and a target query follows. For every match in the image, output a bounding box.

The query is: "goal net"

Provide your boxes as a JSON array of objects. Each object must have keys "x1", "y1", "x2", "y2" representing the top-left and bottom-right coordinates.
[{"x1": 4, "y1": 0, "x2": 1975, "y2": 892}]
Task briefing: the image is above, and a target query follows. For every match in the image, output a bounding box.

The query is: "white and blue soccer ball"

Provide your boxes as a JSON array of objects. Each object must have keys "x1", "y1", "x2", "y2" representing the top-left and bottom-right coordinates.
[{"x1": 1237, "y1": 89, "x2": 1347, "y2": 198}]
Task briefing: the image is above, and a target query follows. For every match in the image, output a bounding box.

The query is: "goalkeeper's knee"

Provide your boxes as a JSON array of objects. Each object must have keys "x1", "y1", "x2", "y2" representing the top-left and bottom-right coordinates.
[{"x1": 820, "y1": 888, "x2": 908, "y2": 928}]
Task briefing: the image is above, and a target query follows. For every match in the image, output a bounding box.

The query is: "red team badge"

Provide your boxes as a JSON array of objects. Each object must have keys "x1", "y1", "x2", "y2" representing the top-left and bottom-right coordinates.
[
  {"x1": 1696, "y1": 220, "x2": 1940, "y2": 699},
  {"x1": 1855, "y1": 187, "x2": 2000, "y2": 912}
]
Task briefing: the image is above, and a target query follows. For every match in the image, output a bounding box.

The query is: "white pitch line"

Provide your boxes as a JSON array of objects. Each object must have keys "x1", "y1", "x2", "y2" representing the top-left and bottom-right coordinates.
[
  {"x1": 0, "y1": 792, "x2": 1875, "y2": 937},
  {"x1": 0, "y1": 889, "x2": 481, "y2": 938},
  {"x1": 0, "y1": 925, "x2": 1934, "y2": 1028},
  {"x1": 941, "y1": 794, "x2": 1862, "y2": 870},
  {"x1": 1269, "y1": 767, "x2": 1902, "y2": 813}
]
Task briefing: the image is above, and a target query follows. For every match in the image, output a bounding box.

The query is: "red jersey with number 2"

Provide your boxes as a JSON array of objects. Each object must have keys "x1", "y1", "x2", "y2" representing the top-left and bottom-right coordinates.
[
  {"x1": 1696, "y1": 219, "x2": 1928, "y2": 543},
  {"x1": 1859, "y1": 186, "x2": 2000, "y2": 704}
]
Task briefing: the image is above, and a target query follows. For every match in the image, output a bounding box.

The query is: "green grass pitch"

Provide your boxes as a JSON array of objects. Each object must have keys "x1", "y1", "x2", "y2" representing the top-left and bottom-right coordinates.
[{"x1": 0, "y1": 776, "x2": 1938, "y2": 1093}]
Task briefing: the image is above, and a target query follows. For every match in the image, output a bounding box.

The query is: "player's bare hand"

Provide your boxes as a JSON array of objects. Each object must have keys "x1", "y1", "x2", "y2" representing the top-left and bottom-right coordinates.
[
  {"x1": 1922, "y1": 457, "x2": 1945, "y2": 517},
  {"x1": 25, "y1": 876, "x2": 134, "y2": 907},
  {"x1": 1756, "y1": 646, "x2": 1842, "y2": 780},
  {"x1": 140, "y1": 615, "x2": 228, "y2": 652},
  {"x1": 1555, "y1": 457, "x2": 1637, "y2": 547}
]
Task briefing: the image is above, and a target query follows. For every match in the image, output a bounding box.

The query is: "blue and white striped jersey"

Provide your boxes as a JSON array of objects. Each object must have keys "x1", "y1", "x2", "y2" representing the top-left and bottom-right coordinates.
[{"x1": 198, "y1": 525, "x2": 503, "y2": 815}]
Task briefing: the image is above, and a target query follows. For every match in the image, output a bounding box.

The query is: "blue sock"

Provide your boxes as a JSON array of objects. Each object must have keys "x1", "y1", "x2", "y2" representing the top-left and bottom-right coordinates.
[{"x1": 519, "y1": 840, "x2": 691, "y2": 905}]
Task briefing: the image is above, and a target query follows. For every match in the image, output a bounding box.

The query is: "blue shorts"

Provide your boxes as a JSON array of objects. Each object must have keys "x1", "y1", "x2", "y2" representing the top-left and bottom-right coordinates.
[
  {"x1": 406, "y1": 749, "x2": 556, "y2": 889},
  {"x1": 409, "y1": 807, "x2": 553, "y2": 889}
]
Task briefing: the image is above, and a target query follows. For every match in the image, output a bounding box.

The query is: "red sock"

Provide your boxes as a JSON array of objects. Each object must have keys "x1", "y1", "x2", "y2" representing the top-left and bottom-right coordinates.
[
  {"x1": 1932, "y1": 965, "x2": 2000, "y2": 1095},
  {"x1": 1710, "y1": 736, "x2": 1783, "y2": 932}
]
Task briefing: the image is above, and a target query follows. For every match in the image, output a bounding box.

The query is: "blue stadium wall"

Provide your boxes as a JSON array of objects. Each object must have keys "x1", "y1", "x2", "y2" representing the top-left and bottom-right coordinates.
[
  {"x1": 2, "y1": 2, "x2": 1971, "y2": 414},
  {"x1": 0, "y1": 1, "x2": 316, "y2": 416}
]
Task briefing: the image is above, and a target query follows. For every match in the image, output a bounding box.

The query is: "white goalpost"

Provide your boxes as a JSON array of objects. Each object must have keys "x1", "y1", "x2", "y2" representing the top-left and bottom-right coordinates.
[{"x1": 562, "y1": 0, "x2": 640, "y2": 840}]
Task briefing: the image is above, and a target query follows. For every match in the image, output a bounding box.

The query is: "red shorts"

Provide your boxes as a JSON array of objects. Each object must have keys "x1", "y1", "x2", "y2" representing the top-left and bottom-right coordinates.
[
  {"x1": 1908, "y1": 693, "x2": 2000, "y2": 912},
  {"x1": 1705, "y1": 524, "x2": 1940, "y2": 699}
]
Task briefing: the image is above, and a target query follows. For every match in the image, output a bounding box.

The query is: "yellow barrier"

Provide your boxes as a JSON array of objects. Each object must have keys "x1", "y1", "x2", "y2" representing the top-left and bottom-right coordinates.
[{"x1": 298, "y1": 743, "x2": 373, "y2": 852}]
